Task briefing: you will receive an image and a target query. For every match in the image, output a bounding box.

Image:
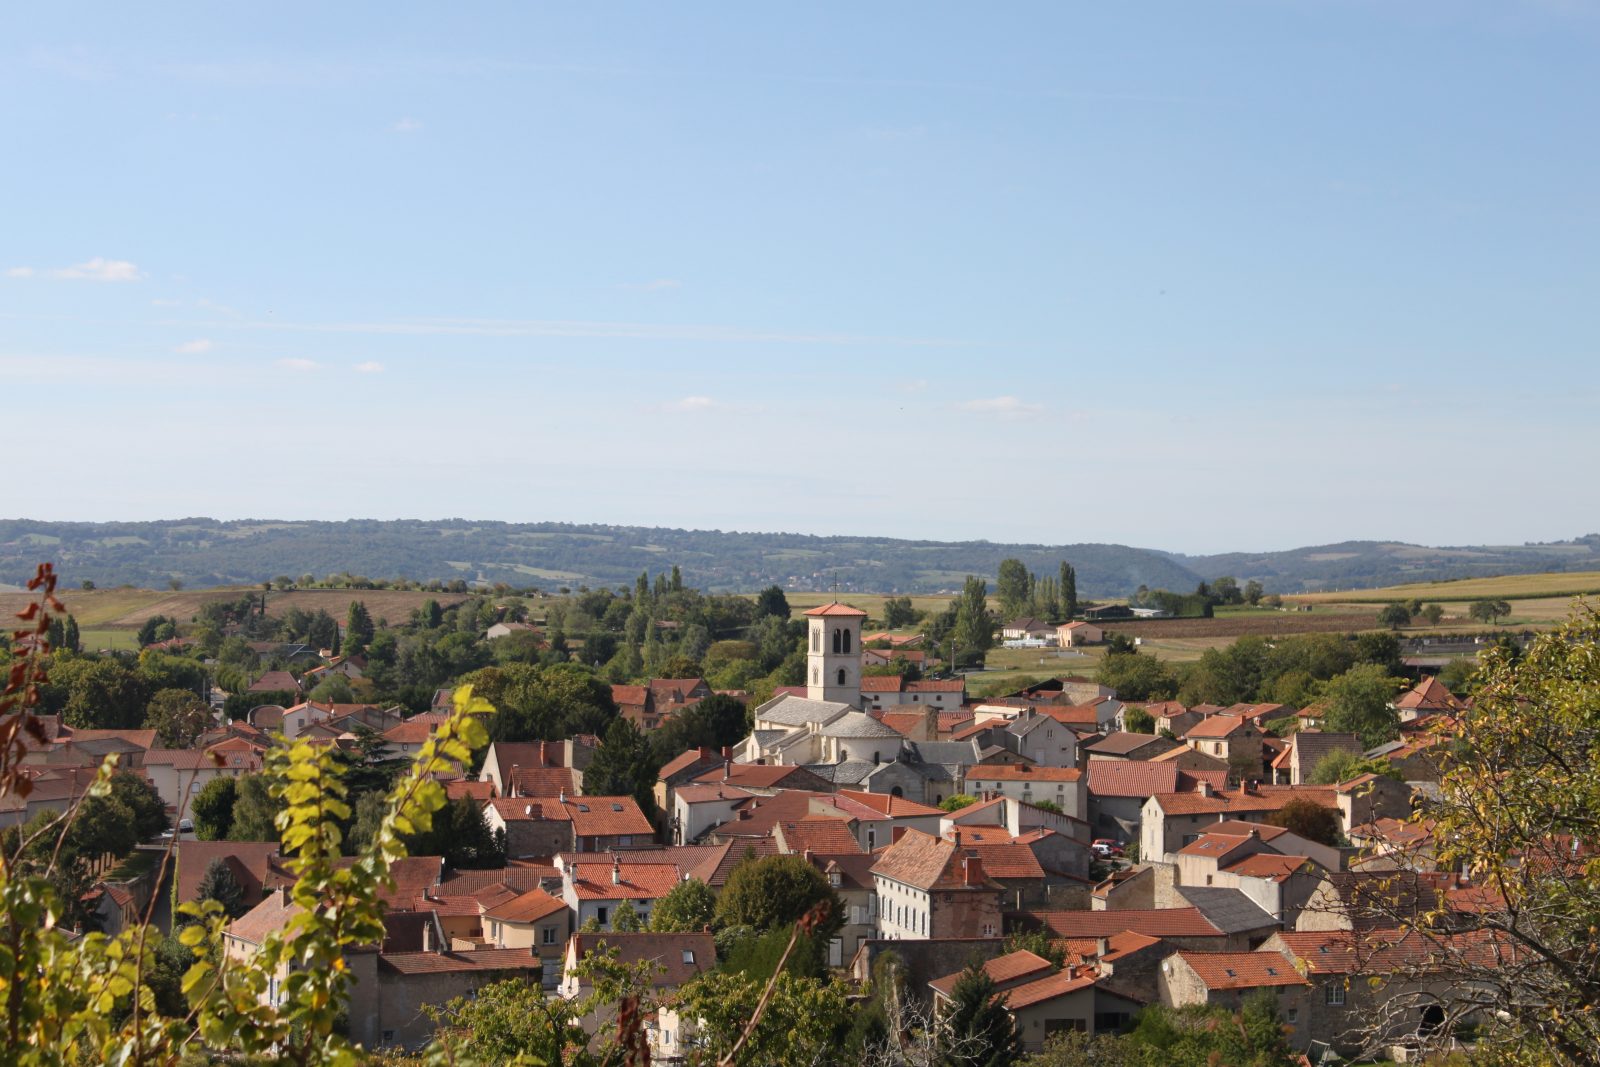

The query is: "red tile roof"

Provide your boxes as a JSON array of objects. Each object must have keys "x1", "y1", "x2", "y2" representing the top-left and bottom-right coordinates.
[
  {"x1": 860, "y1": 676, "x2": 907, "y2": 693},
  {"x1": 775, "y1": 819, "x2": 864, "y2": 855},
  {"x1": 1034, "y1": 908, "x2": 1223, "y2": 940},
  {"x1": 1003, "y1": 968, "x2": 1099, "y2": 1008},
  {"x1": 658, "y1": 747, "x2": 720, "y2": 780},
  {"x1": 1086, "y1": 762, "x2": 1228, "y2": 798},
  {"x1": 929, "y1": 950, "x2": 1053, "y2": 997},
  {"x1": 565, "y1": 796, "x2": 654, "y2": 838},
  {"x1": 566, "y1": 861, "x2": 683, "y2": 901},
  {"x1": 380, "y1": 947, "x2": 544, "y2": 975},
  {"x1": 909, "y1": 679, "x2": 966, "y2": 693},
  {"x1": 567, "y1": 931, "x2": 716, "y2": 987},
  {"x1": 507, "y1": 766, "x2": 578, "y2": 799},
  {"x1": 835, "y1": 790, "x2": 943, "y2": 818},
  {"x1": 1178, "y1": 951, "x2": 1308, "y2": 990},
  {"x1": 966, "y1": 765, "x2": 1083, "y2": 783},
  {"x1": 611, "y1": 684, "x2": 650, "y2": 707},
  {"x1": 803, "y1": 603, "x2": 868, "y2": 617},
  {"x1": 870, "y1": 830, "x2": 999, "y2": 891},
  {"x1": 1223, "y1": 854, "x2": 1316, "y2": 882},
  {"x1": 484, "y1": 887, "x2": 568, "y2": 923},
  {"x1": 691, "y1": 764, "x2": 827, "y2": 790},
  {"x1": 383, "y1": 714, "x2": 449, "y2": 744},
  {"x1": 1152, "y1": 786, "x2": 1337, "y2": 817},
  {"x1": 444, "y1": 780, "x2": 496, "y2": 802},
  {"x1": 1184, "y1": 714, "x2": 1252, "y2": 740}
]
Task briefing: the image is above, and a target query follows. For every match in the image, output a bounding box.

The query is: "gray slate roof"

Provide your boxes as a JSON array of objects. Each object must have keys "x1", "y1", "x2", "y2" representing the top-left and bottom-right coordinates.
[
  {"x1": 755, "y1": 696, "x2": 853, "y2": 728},
  {"x1": 803, "y1": 760, "x2": 877, "y2": 785},
  {"x1": 819, "y1": 712, "x2": 903, "y2": 739},
  {"x1": 1175, "y1": 886, "x2": 1278, "y2": 934}
]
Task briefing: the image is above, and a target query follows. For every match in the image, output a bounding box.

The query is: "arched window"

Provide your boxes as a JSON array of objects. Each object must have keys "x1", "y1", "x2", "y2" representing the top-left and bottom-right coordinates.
[
  {"x1": 831, "y1": 629, "x2": 842, "y2": 654},
  {"x1": 837, "y1": 668, "x2": 847, "y2": 686},
  {"x1": 891, "y1": 786, "x2": 904, "y2": 798},
  {"x1": 841, "y1": 629, "x2": 852, "y2": 654}
]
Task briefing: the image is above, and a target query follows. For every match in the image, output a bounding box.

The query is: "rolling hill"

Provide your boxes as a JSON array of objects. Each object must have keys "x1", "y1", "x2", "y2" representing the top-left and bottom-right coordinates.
[{"x1": 2, "y1": 519, "x2": 1597, "y2": 598}]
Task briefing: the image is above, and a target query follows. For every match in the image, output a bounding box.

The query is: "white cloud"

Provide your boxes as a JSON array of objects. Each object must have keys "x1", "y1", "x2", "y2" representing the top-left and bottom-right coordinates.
[
  {"x1": 173, "y1": 338, "x2": 213, "y2": 354},
  {"x1": 50, "y1": 258, "x2": 143, "y2": 282},
  {"x1": 391, "y1": 117, "x2": 422, "y2": 133},
  {"x1": 276, "y1": 358, "x2": 319, "y2": 371},
  {"x1": 5, "y1": 267, "x2": 34, "y2": 279},
  {"x1": 354, "y1": 360, "x2": 384, "y2": 373},
  {"x1": 959, "y1": 395, "x2": 1043, "y2": 418},
  {"x1": 669, "y1": 395, "x2": 716, "y2": 411}
]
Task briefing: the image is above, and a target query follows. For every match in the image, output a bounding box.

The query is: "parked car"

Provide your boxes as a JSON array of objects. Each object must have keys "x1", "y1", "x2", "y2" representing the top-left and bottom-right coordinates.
[
  {"x1": 1091, "y1": 838, "x2": 1124, "y2": 858},
  {"x1": 178, "y1": 818, "x2": 194, "y2": 833}
]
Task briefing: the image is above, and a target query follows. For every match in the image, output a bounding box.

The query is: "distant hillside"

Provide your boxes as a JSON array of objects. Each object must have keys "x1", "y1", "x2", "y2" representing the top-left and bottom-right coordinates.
[
  {"x1": 1179, "y1": 536, "x2": 1600, "y2": 592},
  {"x1": 0, "y1": 519, "x2": 1199, "y2": 598},
  {"x1": 2, "y1": 520, "x2": 1595, "y2": 598}
]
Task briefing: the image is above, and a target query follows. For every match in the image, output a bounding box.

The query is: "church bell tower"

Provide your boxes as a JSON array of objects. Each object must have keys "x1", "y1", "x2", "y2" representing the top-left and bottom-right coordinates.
[{"x1": 803, "y1": 601, "x2": 867, "y2": 706}]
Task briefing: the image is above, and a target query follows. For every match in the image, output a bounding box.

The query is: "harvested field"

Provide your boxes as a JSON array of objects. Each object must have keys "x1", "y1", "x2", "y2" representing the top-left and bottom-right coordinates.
[
  {"x1": 0, "y1": 587, "x2": 469, "y2": 631},
  {"x1": 1100, "y1": 611, "x2": 1380, "y2": 640},
  {"x1": 1293, "y1": 570, "x2": 1600, "y2": 604}
]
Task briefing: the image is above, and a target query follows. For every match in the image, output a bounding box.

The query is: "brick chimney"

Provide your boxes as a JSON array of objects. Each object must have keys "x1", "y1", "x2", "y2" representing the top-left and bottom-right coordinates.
[
  {"x1": 720, "y1": 746, "x2": 732, "y2": 760},
  {"x1": 963, "y1": 853, "x2": 984, "y2": 886},
  {"x1": 510, "y1": 764, "x2": 520, "y2": 797},
  {"x1": 892, "y1": 826, "x2": 907, "y2": 843}
]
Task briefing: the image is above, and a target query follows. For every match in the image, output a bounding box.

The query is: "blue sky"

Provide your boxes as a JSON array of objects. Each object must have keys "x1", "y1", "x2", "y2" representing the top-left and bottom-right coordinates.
[{"x1": 3, "y1": 2, "x2": 1597, "y2": 554}]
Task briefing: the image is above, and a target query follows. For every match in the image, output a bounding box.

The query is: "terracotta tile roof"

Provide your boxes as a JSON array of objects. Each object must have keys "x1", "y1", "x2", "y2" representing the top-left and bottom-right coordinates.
[
  {"x1": 807, "y1": 851, "x2": 878, "y2": 891},
  {"x1": 870, "y1": 830, "x2": 998, "y2": 891},
  {"x1": 1178, "y1": 833, "x2": 1255, "y2": 859},
  {"x1": 1184, "y1": 714, "x2": 1252, "y2": 740},
  {"x1": 774, "y1": 819, "x2": 864, "y2": 855},
  {"x1": 860, "y1": 675, "x2": 907, "y2": 693},
  {"x1": 835, "y1": 790, "x2": 943, "y2": 818},
  {"x1": 437, "y1": 867, "x2": 551, "y2": 896},
  {"x1": 1178, "y1": 951, "x2": 1308, "y2": 990},
  {"x1": 444, "y1": 780, "x2": 496, "y2": 801},
  {"x1": 1086, "y1": 762, "x2": 1229, "y2": 798},
  {"x1": 567, "y1": 861, "x2": 683, "y2": 901},
  {"x1": 567, "y1": 931, "x2": 716, "y2": 987},
  {"x1": 1396, "y1": 677, "x2": 1467, "y2": 712},
  {"x1": 507, "y1": 766, "x2": 578, "y2": 799},
  {"x1": 484, "y1": 887, "x2": 568, "y2": 923},
  {"x1": 174, "y1": 841, "x2": 289, "y2": 905},
  {"x1": 382, "y1": 714, "x2": 450, "y2": 744},
  {"x1": 966, "y1": 764, "x2": 1083, "y2": 783},
  {"x1": 1037, "y1": 705, "x2": 1101, "y2": 728},
  {"x1": 1102, "y1": 930, "x2": 1164, "y2": 961},
  {"x1": 802, "y1": 603, "x2": 868, "y2": 617},
  {"x1": 611, "y1": 684, "x2": 650, "y2": 706},
  {"x1": 144, "y1": 748, "x2": 262, "y2": 772},
  {"x1": 1152, "y1": 786, "x2": 1337, "y2": 817},
  {"x1": 658, "y1": 748, "x2": 720, "y2": 781},
  {"x1": 54, "y1": 728, "x2": 160, "y2": 750},
  {"x1": 950, "y1": 720, "x2": 991, "y2": 741},
  {"x1": 1003, "y1": 968, "x2": 1099, "y2": 1008},
  {"x1": 675, "y1": 784, "x2": 756, "y2": 804},
  {"x1": 929, "y1": 950, "x2": 1053, "y2": 997},
  {"x1": 1034, "y1": 908, "x2": 1223, "y2": 940},
  {"x1": 705, "y1": 790, "x2": 834, "y2": 838},
  {"x1": 565, "y1": 796, "x2": 653, "y2": 838},
  {"x1": 878, "y1": 712, "x2": 929, "y2": 736},
  {"x1": 380, "y1": 947, "x2": 544, "y2": 975},
  {"x1": 226, "y1": 890, "x2": 302, "y2": 946},
  {"x1": 708, "y1": 837, "x2": 780, "y2": 886},
  {"x1": 908, "y1": 679, "x2": 965, "y2": 693},
  {"x1": 691, "y1": 764, "x2": 828, "y2": 791},
  {"x1": 964, "y1": 842, "x2": 1045, "y2": 880},
  {"x1": 1223, "y1": 854, "x2": 1316, "y2": 882},
  {"x1": 248, "y1": 671, "x2": 301, "y2": 693},
  {"x1": 487, "y1": 797, "x2": 572, "y2": 822}
]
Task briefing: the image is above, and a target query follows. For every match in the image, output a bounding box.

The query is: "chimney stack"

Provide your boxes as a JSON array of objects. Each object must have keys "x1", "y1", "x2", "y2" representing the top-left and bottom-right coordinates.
[
  {"x1": 721, "y1": 746, "x2": 732, "y2": 760},
  {"x1": 611, "y1": 858, "x2": 621, "y2": 885},
  {"x1": 510, "y1": 765, "x2": 520, "y2": 797},
  {"x1": 1097, "y1": 937, "x2": 1110, "y2": 957},
  {"x1": 963, "y1": 853, "x2": 984, "y2": 886},
  {"x1": 422, "y1": 920, "x2": 435, "y2": 953},
  {"x1": 952, "y1": 827, "x2": 962, "y2": 848},
  {"x1": 892, "y1": 826, "x2": 907, "y2": 843}
]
